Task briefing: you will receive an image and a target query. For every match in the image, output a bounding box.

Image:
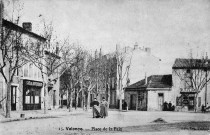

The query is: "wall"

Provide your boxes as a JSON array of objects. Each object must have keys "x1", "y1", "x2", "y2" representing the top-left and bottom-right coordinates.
[
  {"x1": 122, "y1": 46, "x2": 160, "y2": 87},
  {"x1": 116, "y1": 46, "x2": 160, "y2": 101},
  {"x1": 124, "y1": 90, "x2": 137, "y2": 110},
  {"x1": 147, "y1": 89, "x2": 172, "y2": 111},
  {"x1": 172, "y1": 69, "x2": 210, "y2": 111}
]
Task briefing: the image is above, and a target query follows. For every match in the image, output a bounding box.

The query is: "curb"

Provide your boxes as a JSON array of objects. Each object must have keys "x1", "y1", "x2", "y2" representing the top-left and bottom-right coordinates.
[
  {"x1": 0, "y1": 115, "x2": 58, "y2": 123},
  {"x1": 0, "y1": 111, "x2": 87, "y2": 123}
]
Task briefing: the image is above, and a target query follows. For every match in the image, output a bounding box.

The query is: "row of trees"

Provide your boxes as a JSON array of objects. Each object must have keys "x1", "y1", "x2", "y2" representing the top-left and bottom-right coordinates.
[{"x1": 60, "y1": 48, "x2": 118, "y2": 111}]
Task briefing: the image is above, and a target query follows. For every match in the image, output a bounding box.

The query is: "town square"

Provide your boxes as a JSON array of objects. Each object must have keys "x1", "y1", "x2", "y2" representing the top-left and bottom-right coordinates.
[{"x1": 0, "y1": 0, "x2": 210, "y2": 134}]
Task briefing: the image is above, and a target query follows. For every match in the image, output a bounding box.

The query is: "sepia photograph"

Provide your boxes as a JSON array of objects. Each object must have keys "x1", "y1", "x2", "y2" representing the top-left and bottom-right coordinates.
[{"x1": 0, "y1": 0, "x2": 210, "y2": 134}]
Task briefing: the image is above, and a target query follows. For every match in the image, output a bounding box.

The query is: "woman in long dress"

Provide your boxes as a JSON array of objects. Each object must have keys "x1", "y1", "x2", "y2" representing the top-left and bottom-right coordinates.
[{"x1": 100, "y1": 97, "x2": 108, "y2": 118}]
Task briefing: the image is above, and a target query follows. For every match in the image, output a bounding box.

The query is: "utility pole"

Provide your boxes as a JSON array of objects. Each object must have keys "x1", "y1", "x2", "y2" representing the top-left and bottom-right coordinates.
[{"x1": 205, "y1": 54, "x2": 208, "y2": 107}]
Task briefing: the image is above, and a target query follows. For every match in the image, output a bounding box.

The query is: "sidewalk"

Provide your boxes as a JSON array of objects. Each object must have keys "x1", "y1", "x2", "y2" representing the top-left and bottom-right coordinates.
[{"x1": 0, "y1": 107, "x2": 86, "y2": 123}]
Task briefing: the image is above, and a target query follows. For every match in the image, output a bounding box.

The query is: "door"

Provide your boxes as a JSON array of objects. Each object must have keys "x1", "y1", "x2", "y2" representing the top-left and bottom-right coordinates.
[
  {"x1": 130, "y1": 94, "x2": 136, "y2": 110},
  {"x1": 23, "y1": 87, "x2": 41, "y2": 110},
  {"x1": 158, "y1": 93, "x2": 164, "y2": 111},
  {"x1": 188, "y1": 97, "x2": 194, "y2": 111},
  {"x1": 11, "y1": 86, "x2": 17, "y2": 111},
  {"x1": 138, "y1": 91, "x2": 147, "y2": 111}
]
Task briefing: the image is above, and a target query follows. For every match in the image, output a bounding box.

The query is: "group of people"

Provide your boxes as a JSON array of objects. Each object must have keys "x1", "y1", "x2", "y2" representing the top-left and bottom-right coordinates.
[
  {"x1": 201, "y1": 104, "x2": 206, "y2": 113},
  {"x1": 91, "y1": 97, "x2": 108, "y2": 118},
  {"x1": 163, "y1": 101, "x2": 175, "y2": 111}
]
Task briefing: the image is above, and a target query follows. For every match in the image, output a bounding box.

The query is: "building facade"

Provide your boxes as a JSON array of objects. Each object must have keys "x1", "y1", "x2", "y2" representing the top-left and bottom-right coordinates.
[
  {"x1": 110, "y1": 43, "x2": 161, "y2": 108},
  {"x1": 0, "y1": 19, "x2": 60, "y2": 111},
  {"x1": 124, "y1": 75, "x2": 172, "y2": 111},
  {"x1": 172, "y1": 58, "x2": 210, "y2": 112},
  {"x1": 89, "y1": 44, "x2": 161, "y2": 109}
]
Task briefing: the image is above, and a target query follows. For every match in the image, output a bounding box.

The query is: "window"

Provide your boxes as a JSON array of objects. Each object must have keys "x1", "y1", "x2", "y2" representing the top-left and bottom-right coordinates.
[
  {"x1": 14, "y1": 68, "x2": 18, "y2": 76},
  {"x1": 34, "y1": 66, "x2": 38, "y2": 79},
  {"x1": 185, "y1": 69, "x2": 192, "y2": 89},
  {"x1": 11, "y1": 86, "x2": 17, "y2": 104},
  {"x1": 25, "y1": 89, "x2": 30, "y2": 104},
  {"x1": 29, "y1": 63, "x2": 33, "y2": 78},
  {"x1": 0, "y1": 82, "x2": 3, "y2": 101},
  {"x1": 23, "y1": 64, "x2": 29, "y2": 77}
]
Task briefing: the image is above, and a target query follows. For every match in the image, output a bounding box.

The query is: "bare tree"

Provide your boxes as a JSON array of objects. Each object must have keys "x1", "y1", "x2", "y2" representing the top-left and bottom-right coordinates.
[
  {"x1": 0, "y1": 1, "x2": 31, "y2": 118},
  {"x1": 83, "y1": 54, "x2": 97, "y2": 110},
  {"x1": 21, "y1": 21, "x2": 74, "y2": 114},
  {"x1": 60, "y1": 45, "x2": 87, "y2": 111},
  {"x1": 102, "y1": 54, "x2": 117, "y2": 108},
  {"x1": 116, "y1": 44, "x2": 127, "y2": 111},
  {"x1": 173, "y1": 56, "x2": 210, "y2": 112}
]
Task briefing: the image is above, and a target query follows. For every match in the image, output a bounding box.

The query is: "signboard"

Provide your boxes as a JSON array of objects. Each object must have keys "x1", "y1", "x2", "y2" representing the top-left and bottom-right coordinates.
[
  {"x1": 180, "y1": 88, "x2": 196, "y2": 93},
  {"x1": 24, "y1": 80, "x2": 43, "y2": 87}
]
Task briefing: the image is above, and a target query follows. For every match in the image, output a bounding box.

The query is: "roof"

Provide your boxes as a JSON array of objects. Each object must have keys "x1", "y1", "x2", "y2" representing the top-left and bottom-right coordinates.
[
  {"x1": 125, "y1": 74, "x2": 172, "y2": 90},
  {"x1": 2, "y1": 19, "x2": 46, "y2": 42},
  {"x1": 172, "y1": 58, "x2": 210, "y2": 69}
]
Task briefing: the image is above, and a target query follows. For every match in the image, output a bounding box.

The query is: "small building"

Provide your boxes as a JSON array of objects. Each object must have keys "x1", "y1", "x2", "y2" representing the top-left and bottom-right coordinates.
[
  {"x1": 0, "y1": 19, "x2": 60, "y2": 111},
  {"x1": 124, "y1": 74, "x2": 172, "y2": 111},
  {"x1": 172, "y1": 58, "x2": 210, "y2": 112}
]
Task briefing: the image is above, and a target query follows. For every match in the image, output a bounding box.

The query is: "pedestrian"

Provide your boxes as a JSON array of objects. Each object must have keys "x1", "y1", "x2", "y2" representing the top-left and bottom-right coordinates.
[
  {"x1": 163, "y1": 101, "x2": 168, "y2": 111},
  {"x1": 201, "y1": 104, "x2": 206, "y2": 113},
  {"x1": 90, "y1": 98, "x2": 100, "y2": 118},
  {"x1": 122, "y1": 100, "x2": 127, "y2": 111},
  {"x1": 100, "y1": 97, "x2": 108, "y2": 118},
  {"x1": 168, "y1": 101, "x2": 172, "y2": 111}
]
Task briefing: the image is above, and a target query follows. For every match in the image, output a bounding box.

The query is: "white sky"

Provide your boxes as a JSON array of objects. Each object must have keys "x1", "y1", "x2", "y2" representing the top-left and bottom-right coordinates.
[{"x1": 4, "y1": 0, "x2": 210, "y2": 74}]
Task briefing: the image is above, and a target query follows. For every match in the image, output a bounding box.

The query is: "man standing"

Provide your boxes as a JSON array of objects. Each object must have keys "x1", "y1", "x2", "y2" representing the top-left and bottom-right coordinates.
[{"x1": 91, "y1": 98, "x2": 100, "y2": 118}]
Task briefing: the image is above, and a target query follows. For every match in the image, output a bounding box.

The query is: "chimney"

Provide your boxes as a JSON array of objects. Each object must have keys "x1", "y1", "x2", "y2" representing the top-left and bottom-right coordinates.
[
  {"x1": 55, "y1": 42, "x2": 59, "y2": 55},
  {"x1": 134, "y1": 42, "x2": 138, "y2": 50},
  {"x1": 22, "y1": 22, "x2": 32, "y2": 32},
  {"x1": 206, "y1": 52, "x2": 208, "y2": 60},
  {"x1": 95, "y1": 49, "x2": 98, "y2": 59},
  {"x1": 99, "y1": 48, "x2": 102, "y2": 58},
  {"x1": 145, "y1": 72, "x2": 147, "y2": 85},
  {"x1": 145, "y1": 47, "x2": 151, "y2": 54}
]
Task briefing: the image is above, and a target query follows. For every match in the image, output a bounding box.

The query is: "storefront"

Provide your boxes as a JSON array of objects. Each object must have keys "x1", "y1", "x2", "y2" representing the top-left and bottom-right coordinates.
[
  {"x1": 23, "y1": 80, "x2": 43, "y2": 110},
  {"x1": 176, "y1": 90, "x2": 196, "y2": 111}
]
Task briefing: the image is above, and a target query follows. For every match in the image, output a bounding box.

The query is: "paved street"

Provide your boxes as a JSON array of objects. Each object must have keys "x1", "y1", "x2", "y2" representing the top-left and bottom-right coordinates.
[{"x1": 1, "y1": 109, "x2": 210, "y2": 135}]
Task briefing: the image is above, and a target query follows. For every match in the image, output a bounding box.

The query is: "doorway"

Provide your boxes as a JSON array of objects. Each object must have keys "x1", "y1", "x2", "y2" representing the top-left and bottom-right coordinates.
[
  {"x1": 130, "y1": 94, "x2": 136, "y2": 110},
  {"x1": 23, "y1": 87, "x2": 41, "y2": 110},
  {"x1": 11, "y1": 86, "x2": 17, "y2": 111},
  {"x1": 158, "y1": 93, "x2": 164, "y2": 111}
]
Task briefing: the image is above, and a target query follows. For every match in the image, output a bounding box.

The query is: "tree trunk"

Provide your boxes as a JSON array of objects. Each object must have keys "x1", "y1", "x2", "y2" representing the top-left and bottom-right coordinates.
[
  {"x1": 119, "y1": 78, "x2": 122, "y2": 111},
  {"x1": 75, "y1": 91, "x2": 79, "y2": 110},
  {"x1": 61, "y1": 95, "x2": 63, "y2": 108},
  {"x1": 44, "y1": 82, "x2": 47, "y2": 114},
  {"x1": 41, "y1": 73, "x2": 48, "y2": 114},
  {"x1": 107, "y1": 84, "x2": 110, "y2": 109},
  {"x1": 194, "y1": 94, "x2": 198, "y2": 112},
  {"x1": 87, "y1": 91, "x2": 91, "y2": 111},
  {"x1": 6, "y1": 82, "x2": 11, "y2": 118},
  {"x1": 81, "y1": 90, "x2": 85, "y2": 110},
  {"x1": 68, "y1": 88, "x2": 72, "y2": 112}
]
